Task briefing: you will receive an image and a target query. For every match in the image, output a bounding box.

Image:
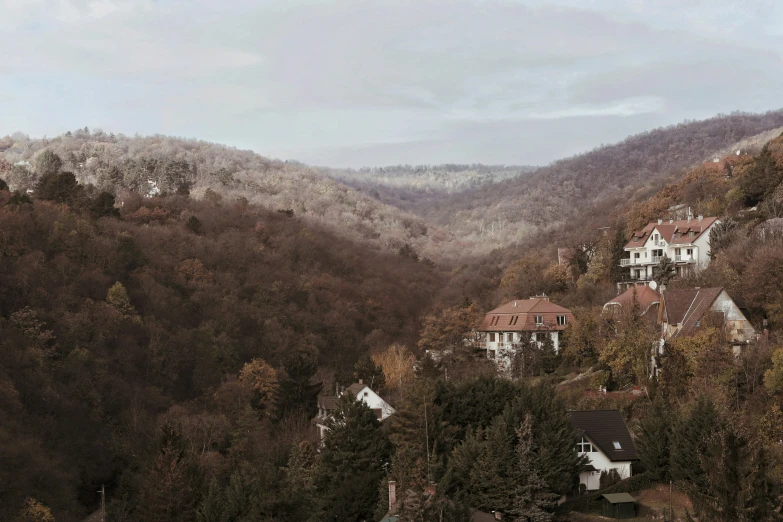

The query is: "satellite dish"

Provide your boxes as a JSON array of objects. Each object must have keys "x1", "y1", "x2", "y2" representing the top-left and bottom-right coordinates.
[{"x1": 649, "y1": 281, "x2": 658, "y2": 290}]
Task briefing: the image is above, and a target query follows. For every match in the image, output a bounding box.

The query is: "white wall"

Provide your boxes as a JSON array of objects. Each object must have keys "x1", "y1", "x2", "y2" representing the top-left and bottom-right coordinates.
[
  {"x1": 353, "y1": 385, "x2": 396, "y2": 420},
  {"x1": 577, "y1": 436, "x2": 633, "y2": 491}
]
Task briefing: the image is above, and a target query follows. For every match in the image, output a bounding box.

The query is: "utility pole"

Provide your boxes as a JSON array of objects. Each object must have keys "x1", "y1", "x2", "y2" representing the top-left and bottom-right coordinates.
[
  {"x1": 669, "y1": 480, "x2": 672, "y2": 522},
  {"x1": 98, "y1": 484, "x2": 106, "y2": 522},
  {"x1": 424, "y1": 400, "x2": 432, "y2": 484}
]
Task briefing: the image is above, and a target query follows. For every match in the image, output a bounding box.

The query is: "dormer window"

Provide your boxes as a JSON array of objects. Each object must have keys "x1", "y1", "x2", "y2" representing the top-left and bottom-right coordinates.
[
  {"x1": 577, "y1": 437, "x2": 594, "y2": 453},
  {"x1": 534, "y1": 315, "x2": 544, "y2": 326},
  {"x1": 613, "y1": 442, "x2": 622, "y2": 450},
  {"x1": 689, "y1": 231, "x2": 695, "y2": 238},
  {"x1": 654, "y1": 233, "x2": 659, "y2": 241},
  {"x1": 557, "y1": 315, "x2": 567, "y2": 326}
]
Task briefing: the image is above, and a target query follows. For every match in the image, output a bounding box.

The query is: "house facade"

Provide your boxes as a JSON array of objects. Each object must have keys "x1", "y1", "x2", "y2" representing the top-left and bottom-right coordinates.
[
  {"x1": 621, "y1": 216, "x2": 719, "y2": 282},
  {"x1": 313, "y1": 381, "x2": 395, "y2": 440},
  {"x1": 658, "y1": 287, "x2": 757, "y2": 353},
  {"x1": 568, "y1": 410, "x2": 639, "y2": 492},
  {"x1": 478, "y1": 297, "x2": 575, "y2": 367}
]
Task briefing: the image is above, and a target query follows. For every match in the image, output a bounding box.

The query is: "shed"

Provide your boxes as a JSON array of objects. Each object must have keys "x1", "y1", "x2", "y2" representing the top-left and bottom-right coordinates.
[{"x1": 601, "y1": 493, "x2": 636, "y2": 519}]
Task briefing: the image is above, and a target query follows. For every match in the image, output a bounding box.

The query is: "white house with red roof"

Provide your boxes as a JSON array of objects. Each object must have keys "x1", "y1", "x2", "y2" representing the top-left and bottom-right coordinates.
[
  {"x1": 621, "y1": 215, "x2": 719, "y2": 282},
  {"x1": 478, "y1": 296, "x2": 575, "y2": 366}
]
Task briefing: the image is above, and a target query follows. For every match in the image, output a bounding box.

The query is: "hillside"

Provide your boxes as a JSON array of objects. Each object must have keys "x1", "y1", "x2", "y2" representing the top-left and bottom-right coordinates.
[
  {"x1": 320, "y1": 163, "x2": 537, "y2": 210},
  {"x1": 413, "y1": 110, "x2": 783, "y2": 247},
  {"x1": 0, "y1": 131, "x2": 464, "y2": 261},
  {"x1": 0, "y1": 188, "x2": 441, "y2": 521},
  {"x1": 5, "y1": 112, "x2": 783, "y2": 264}
]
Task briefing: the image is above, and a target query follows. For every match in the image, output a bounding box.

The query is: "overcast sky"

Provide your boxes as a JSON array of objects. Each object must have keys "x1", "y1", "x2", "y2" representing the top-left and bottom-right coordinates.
[{"x1": 2, "y1": 0, "x2": 782, "y2": 167}]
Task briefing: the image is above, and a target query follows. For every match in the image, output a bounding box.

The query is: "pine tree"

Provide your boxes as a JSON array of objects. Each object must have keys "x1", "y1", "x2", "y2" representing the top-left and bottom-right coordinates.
[
  {"x1": 636, "y1": 395, "x2": 673, "y2": 480},
  {"x1": 670, "y1": 397, "x2": 721, "y2": 511},
  {"x1": 314, "y1": 393, "x2": 392, "y2": 521},
  {"x1": 354, "y1": 353, "x2": 386, "y2": 391},
  {"x1": 466, "y1": 417, "x2": 515, "y2": 511},
  {"x1": 275, "y1": 348, "x2": 323, "y2": 419},
  {"x1": 508, "y1": 415, "x2": 557, "y2": 522},
  {"x1": 195, "y1": 478, "x2": 224, "y2": 522}
]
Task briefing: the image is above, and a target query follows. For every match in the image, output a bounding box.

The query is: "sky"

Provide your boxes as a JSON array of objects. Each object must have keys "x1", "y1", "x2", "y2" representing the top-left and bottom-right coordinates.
[{"x1": 1, "y1": 0, "x2": 782, "y2": 167}]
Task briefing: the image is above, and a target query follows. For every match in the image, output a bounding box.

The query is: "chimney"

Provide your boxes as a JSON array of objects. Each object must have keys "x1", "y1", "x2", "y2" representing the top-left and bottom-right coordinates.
[
  {"x1": 669, "y1": 219, "x2": 673, "y2": 224},
  {"x1": 698, "y1": 215, "x2": 703, "y2": 222},
  {"x1": 358, "y1": 379, "x2": 363, "y2": 385},
  {"x1": 657, "y1": 219, "x2": 663, "y2": 225},
  {"x1": 494, "y1": 511, "x2": 503, "y2": 520},
  {"x1": 388, "y1": 481, "x2": 397, "y2": 513},
  {"x1": 513, "y1": 301, "x2": 517, "y2": 307}
]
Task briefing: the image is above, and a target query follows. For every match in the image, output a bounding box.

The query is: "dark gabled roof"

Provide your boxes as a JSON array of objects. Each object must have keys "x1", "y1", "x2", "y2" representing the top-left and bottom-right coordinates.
[
  {"x1": 602, "y1": 493, "x2": 636, "y2": 504},
  {"x1": 662, "y1": 287, "x2": 725, "y2": 337},
  {"x1": 568, "y1": 410, "x2": 639, "y2": 462},
  {"x1": 346, "y1": 383, "x2": 367, "y2": 396},
  {"x1": 317, "y1": 395, "x2": 339, "y2": 410}
]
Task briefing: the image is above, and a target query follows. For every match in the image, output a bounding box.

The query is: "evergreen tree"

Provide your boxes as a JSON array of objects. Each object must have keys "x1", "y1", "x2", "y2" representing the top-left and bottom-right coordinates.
[
  {"x1": 504, "y1": 382, "x2": 585, "y2": 497},
  {"x1": 35, "y1": 150, "x2": 62, "y2": 177},
  {"x1": 354, "y1": 353, "x2": 386, "y2": 391},
  {"x1": 670, "y1": 397, "x2": 721, "y2": 499},
  {"x1": 653, "y1": 255, "x2": 676, "y2": 287},
  {"x1": 35, "y1": 171, "x2": 81, "y2": 203},
  {"x1": 314, "y1": 393, "x2": 392, "y2": 521},
  {"x1": 275, "y1": 348, "x2": 323, "y2": 419},
  {"x1": 508, "y1": 415, "x2": 557, "y2": 522},
  {"x1": 0, "y1": 177, "x2": 8, "y2": 191},
  {"x1": 195, "y1": 478, "x2": 224, "y2": 522},
  {"x1": 636, "y1": 394, "x2": 673, "y2": 480},
  {"x1": 466, "y1": 416, "x2": 515, "y2": 511}
]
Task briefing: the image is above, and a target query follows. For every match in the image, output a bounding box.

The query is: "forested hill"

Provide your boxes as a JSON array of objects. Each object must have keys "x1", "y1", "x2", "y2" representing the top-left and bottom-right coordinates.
[
  {"x1": 3, "y1": 111, "x2": 783, "y2": 263},
  {"x1": 0, "y1": 187, "x2": 441, "y2": 521},
  {"x1": 320, "y1": 163, "x2": 537, "y2": 210},
  {"x1": 0, "y1": 132, "x2": 464, "y2": 261},
  {"x1": 413, "y1": 110, "x2": 783, "y2": 246}
]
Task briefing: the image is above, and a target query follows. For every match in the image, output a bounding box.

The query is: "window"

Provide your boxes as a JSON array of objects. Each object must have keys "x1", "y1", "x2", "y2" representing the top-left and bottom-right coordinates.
[
  {"x1": 576, "y1": 437, "x2": 593, "y2": 453},
  {"x1": 506, "y1": 333, "x2": 513, "y2": 343},
  {"x1": 687, "y1": 248, "x2": 693, "y2": 256},
  {"x1": 489, "y1": 333, "x2": 495, "y2": 342},
  {"x1": 696, "y1": 320, "x2": 701, "y2": 327},
  {"x1": 535, "y1": 315, "x2": 544, "y2": 326},
  {"x1": 612, "y1": 442, "x2": 622, "y2": 450},
  {"x1": 689, "y1": 231, "x2": 695, "y2": 238},
  {"x1": 363, "y1": 391, "x2": 369, "y2": 397},
  {"x1": 634, "y1": 252, "x2": 640, "y2": 259},
  {"x1": 645, "y1": 252, "x2": 648, "y2": 258},
  {"x1": 557, "y1": 315, "x2": 567, "y2": 326},
  {"x1": 675, "y1": 247, "x2": 681, "y2": 255},
  {"x1": 654, "y1": 233, "x2": 659, "y2": 241}
]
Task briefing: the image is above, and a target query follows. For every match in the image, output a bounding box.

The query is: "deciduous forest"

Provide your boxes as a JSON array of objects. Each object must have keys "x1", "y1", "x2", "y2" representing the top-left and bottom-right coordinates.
[{"x1": 2, "y1": 112, "x2": 783, "y2": 521}]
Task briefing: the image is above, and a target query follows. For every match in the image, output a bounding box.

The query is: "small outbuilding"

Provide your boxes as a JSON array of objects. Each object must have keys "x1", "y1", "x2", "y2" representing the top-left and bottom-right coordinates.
[{"x1": 601, "y1": 493, "x2": 636, "y2": 519}]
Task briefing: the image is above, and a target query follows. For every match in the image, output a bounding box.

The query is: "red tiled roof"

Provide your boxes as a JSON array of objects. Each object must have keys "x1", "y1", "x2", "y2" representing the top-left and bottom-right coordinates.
[
  {"x1": 625, "y1": 217, "x2": 719, "y2": 249},
  {"x1": 661, "y1": 287, "x2": 724, "y2": 337},
  {"x1": 479, "y1": 298, "x2": 574, "y2": 332},
  {"x1": 604, "y1": 285, "x2": 660, "y2": 316}
]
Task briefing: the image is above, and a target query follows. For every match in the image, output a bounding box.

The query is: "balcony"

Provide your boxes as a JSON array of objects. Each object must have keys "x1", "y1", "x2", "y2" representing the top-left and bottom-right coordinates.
[
  {"x1": 651, "y1": 255, "x2": 662, "y2": 264},
  {"x1": 674, "y1": 255, "x2": 695, "y2": 263},
  {"x1": 654, "y1": 240, "x2": 666, "y2": 247},
  {"x1": 620, "y1": 259, "x2": 633, "y2": 266}
]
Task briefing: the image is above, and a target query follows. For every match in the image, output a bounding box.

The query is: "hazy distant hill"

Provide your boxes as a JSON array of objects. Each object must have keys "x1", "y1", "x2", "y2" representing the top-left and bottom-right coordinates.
[{"x1": 321, "y1": 163, "x2": 537, "y2": 209}]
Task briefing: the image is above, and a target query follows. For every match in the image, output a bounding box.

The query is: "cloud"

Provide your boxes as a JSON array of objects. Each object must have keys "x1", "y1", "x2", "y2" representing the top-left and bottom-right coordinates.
[{"x1": 1, "y1": 0, "x2": 782, "y2": 166}]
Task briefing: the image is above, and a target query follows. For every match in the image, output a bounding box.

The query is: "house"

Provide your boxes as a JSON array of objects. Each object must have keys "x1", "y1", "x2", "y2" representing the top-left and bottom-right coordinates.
[
  {"x1": 479, "y1": 297, "x2": 575, "y2": 367},
  {"x1": 620, "y1": 215, "x2": 719, "y2": 283},
  {"x1": 602, "y1": 283, "x2": 660, "y2": 321},
  {"x1": 658, "y1": 287, "x2": 756, "y2": 352},
  {"x1": 313, "y1": 380, "x2": 395, "y2": 440},
  {"x1": 568, "y1": 410, "x2": 639, "y2": 492}
]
